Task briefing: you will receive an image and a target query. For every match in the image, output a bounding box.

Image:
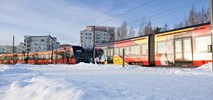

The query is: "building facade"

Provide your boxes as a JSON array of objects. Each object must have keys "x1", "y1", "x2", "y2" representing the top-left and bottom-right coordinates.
[
  {"x1": 80, "y1": 26, "x2": 115, "y2": 48},
  {"x1": 0, "y1": 46, "x2": 12, "y2": 54},
  {"x1": 0, "y1": 43, "x2": 25, "y2": 54},
  {"x1": 24, "y1": 35, "x2": 60, "y2": 52}
]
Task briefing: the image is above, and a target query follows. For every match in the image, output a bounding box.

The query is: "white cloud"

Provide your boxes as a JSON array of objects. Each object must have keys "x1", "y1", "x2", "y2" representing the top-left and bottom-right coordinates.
[{"x1": 0, "y1": 0, "x2": 120, "y2": 45}]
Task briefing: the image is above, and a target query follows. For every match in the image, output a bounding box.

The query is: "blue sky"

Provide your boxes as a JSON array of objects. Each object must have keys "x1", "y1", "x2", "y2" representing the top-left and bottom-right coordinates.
[{"x1": 0, "y1": 0, "x2": 209, "y2": 45}]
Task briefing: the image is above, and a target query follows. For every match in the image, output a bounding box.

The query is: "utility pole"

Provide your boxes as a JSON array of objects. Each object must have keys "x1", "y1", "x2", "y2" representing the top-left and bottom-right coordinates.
[
  {"x1": 122, "y1": 48, "x2": 125, "y2": 67},
  {"x1": 210, "y1": 0, "x2": 213, "y2": 70},
  {"x1": 93, "y1": 26, "x2": 96, "y2": 64},
  {"x1": 12, "y1": 35, "x2": 15, "y2": 64},
  {"x1": 51, "y1": 43, "x2": 54, "y2": 64},
  {"x1": 13, "y1": 35, "x2": 15, "y2": 53}
]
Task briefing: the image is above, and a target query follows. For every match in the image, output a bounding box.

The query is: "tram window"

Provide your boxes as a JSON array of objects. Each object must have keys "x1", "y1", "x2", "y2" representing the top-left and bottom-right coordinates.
[
  {"x1": 53, "y1": 54, "x2": 56, "y2": 59},
  {"x1": 28, "y1": 55, "x2": 32, "y2": 60},
  {"x1": 195, "y1": 36, "x2": 211, "y2": 52},
  {"x1": 110, "y1": 48, "x2": 113, "y2": 56},
  {"x1": 69, "y1": 51, "x2": 73, "y2": 58},
  {"x1": 38, "y1": 55, "x2": 41, "y2": 59},
  {"x1": 65, "y1": 51, "x2": 70, "y2": 58},
  {"x1": 157, "y1": 41, "x2": 166, "y2": 54},
  {"x1": 131, "y1": 45, "x2": 140, "y2": 55},
  {"x1": 45, "y1": 54, "x2": 50, "y2": 59},
  {"x1": 39, "y1": 55, "x2": 45, "y2": 60},
  {"x1": 18, "y1": 56, "x2": 24, "y2": 60},
  {"x1": 142, "y1": 44, "x2": 146, "y2": 55},
  {"x1": 34, "y1": 54, "x2": 39, "y2": 60},
  {"x1": 6, "y1": 56, "x2": 12, "y2": 60},
  {"x1": 104, "y1": 49, "x2": 107, "y2": 56},
  {"x1": 107, "y1": 49, "x2": 111, "y2": 56},
  {"x1": 57, "y1": 52, "x2": 65, "y2": 59},
  {"x1": 125, "y1": 47, "x2": 130, "y2": 55},
  {"x1": 57, "y1": 54, "x2": 62, "y2": 59},
  {"x1": 119, "y1": 48, "x2": 123, "y2": 56},
  {"x1": 115, "y1": 48, "x2": 119, "y2": 55}
]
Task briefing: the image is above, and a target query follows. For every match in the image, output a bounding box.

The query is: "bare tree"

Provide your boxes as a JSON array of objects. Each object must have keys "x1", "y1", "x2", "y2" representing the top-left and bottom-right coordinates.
[
  {"x1": 138, "y1": 18, "x2": 147, "y2": 36},
  {"x1": 174, "y1": 16, "x2": 187, "y2": 28},
  {"x1": 143, "y1": 21, "x2": 153, "y2": 35},
  {"x1": 162, "y1": 23, "x2": 169, "y2": 31},
  {"x1": 153, "y1": 27, "x2": 161, "y2": 34},
  {"x1": 115, "y1": 27, "x2": 121, "y2": 40},
  {"x1": 183, "y1": 16, "x2": 189, "y2": 27},
  {"x1": 174, "y1": 7, "x2": 210, "y2": 29},
  {"x1": 128, "y1": 25, "x2": 135, "y2": 38},
  {"x1": 120, "y1": 21, "x2": 128, "y2": 39},
  {"x1": 188, "y1": 6, "x2": 196, "y2": 26},
  {"x1": 206, "y1": 8, "x2": 210, "y2": 22}
]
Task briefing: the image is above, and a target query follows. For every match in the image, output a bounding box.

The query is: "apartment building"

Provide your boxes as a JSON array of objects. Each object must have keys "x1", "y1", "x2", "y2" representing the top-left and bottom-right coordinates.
[
  {"x1": 80, "y1": 26, "x2": 115, "y2": 48},
  {"x1": 24, "y1": 35, "x2": 60, "y2": 52},
  {"x1": 0, "y1": 42, "x2": 25, "y2": 54}
]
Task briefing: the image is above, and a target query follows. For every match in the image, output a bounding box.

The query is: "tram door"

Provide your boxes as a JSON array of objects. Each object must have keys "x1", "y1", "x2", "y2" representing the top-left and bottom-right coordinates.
[{"x1": 174, "y1": 37, "x2": 192, "y2": 65}]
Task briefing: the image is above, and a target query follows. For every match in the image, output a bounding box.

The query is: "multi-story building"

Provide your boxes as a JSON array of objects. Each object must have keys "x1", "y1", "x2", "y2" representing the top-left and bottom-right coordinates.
[
  {"x1": 80, "y1": 26, "x2": 115, "y2": 48},
  {"x1": 0, "y1": 43, "x2": 25, "y2": 54},
  {"x1": 24, "y1": 35, "x2": 60, "y2": 52},
  {"x1": 0, "y1": 46, "x2": 12, "y2": 54},
  {"x1": 16, "y1": 42, "x2": 25, "y2": 53}
]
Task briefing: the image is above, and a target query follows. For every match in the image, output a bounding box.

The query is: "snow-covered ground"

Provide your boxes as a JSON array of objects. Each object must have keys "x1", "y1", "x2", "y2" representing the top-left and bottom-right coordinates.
[{"x1": 0, "y1": 63, "x2": 213, "y2": 100}]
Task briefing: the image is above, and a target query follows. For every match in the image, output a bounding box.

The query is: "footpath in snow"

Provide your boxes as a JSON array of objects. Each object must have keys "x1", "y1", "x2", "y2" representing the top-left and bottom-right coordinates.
[{"x1": 0, "y1": 63, "x2": 213, "y2": 100}]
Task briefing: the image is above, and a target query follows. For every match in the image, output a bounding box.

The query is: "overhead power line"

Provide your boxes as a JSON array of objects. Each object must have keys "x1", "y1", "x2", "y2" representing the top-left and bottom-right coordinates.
[
  {"x1": 98, "y1": 0, "x2": 156, "y2": 25},
  {"x1": 150, "y1": 0, "x2": 206, "y2": 23},
  {"x1": 127, "y1": 0, "x2": 177, "y2": 26},
  {"x1": 132, "y1": 0, "x2": 205, "y2": 28},
  {"x1": 95, "y1": 0, "x2": 131, "y2": 18}
]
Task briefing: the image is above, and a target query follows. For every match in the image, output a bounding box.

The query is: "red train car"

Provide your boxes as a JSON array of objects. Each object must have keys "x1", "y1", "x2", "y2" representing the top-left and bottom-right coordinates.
[
  {"x1": 0, "y1": 53, "x2": 25, "y2": 64},
  {"x1": 154, "y1": 23, "x2": 211, "y2": 66},
  {"x1": 96, "y1": 22, "x2": 212, "y2": 67},
  {"x1": 0, "y1": 46, "x2": 85, "y2": 65}
]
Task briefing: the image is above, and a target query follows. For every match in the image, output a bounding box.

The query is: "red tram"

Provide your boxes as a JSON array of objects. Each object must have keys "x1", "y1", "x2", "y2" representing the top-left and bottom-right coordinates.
[
  {"x1": 96, "y1": 22, "x2": 212, "y2": 67},
  {"x1": 0, "y1": 46, "x2": 85, "y2": 64}
]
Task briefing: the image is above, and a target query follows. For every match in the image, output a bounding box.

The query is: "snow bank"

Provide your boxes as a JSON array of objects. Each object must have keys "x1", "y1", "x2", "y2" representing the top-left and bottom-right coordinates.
[
  {"x1": 0, "y1": 65, "x2": 10, "y2": 72},
  {"x1": 0, "y1": 65, "x2": 33, "y2": 74},
  {"x1": 1, "y1": 76, "x2": 84, "y2": 100}
]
